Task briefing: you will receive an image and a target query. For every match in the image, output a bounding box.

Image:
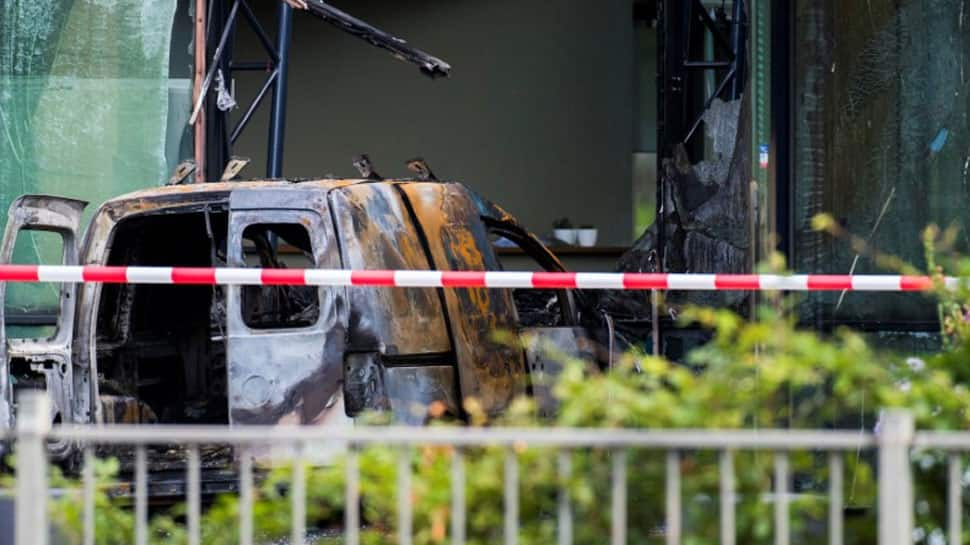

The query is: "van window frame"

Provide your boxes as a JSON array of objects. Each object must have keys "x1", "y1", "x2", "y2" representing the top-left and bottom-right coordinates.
[
  {"x1": 483, "y1": 218, "x2": 579, "y2": 327},
  {"x1": 229, "y1": 209, "x2": 327, "y2": 334}
]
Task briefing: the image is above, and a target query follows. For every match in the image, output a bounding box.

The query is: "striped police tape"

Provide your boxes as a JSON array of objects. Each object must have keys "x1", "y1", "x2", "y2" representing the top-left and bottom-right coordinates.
[{"x1": 0, "y1": 265, "x2": 955, "y2": 291}]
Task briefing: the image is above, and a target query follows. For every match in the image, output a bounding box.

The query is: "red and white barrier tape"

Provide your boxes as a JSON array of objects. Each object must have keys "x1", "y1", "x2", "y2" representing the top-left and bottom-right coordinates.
[{"x1": 0, "y1": 265, "x2": 956, "y2": 291}]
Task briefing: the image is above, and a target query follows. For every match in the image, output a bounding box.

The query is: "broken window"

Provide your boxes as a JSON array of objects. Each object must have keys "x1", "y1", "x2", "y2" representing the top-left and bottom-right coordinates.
[
  {"x1": 4, "y1": 230, "x2": 64, "y2": 339},
  {"x1": 241, "y1": 223, "x2": 319, "y2": 330},
  {"x1": 489, "y1": 224, "x2": 569, "y2": 328},
  {"x1": 792, "y1": 0, "x2": 969, "y2": 328}
]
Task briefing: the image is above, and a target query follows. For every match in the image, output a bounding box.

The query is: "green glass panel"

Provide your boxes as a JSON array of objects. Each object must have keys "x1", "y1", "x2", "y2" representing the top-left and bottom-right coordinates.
[
  {"x1": 0, "y1": 0, "x2": 186, "y2": 323},
  {"x1": 793, "y1": 0, "x2": 970, "y2": 326}
]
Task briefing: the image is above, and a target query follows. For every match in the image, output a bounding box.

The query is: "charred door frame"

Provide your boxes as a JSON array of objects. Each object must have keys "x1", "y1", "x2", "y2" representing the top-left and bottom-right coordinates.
[
  {"x1": 654, "y1": 1, "x2": 795, "y2": 353},
  {"x1": 0, "y1": 196, "x2": 87, "y2": 457},
  {"x1": 656, "y1": 0, "x2": 751, "y2": 352},
  {"x1": 657, "y1": 1, "x2": 792, "y2": 261},
  {"x1": 483, "y1": 218, "x2": 581, "y2": 327},
  {"x1": 657, "y1": 0, "x2": 749, "y2": 281}
]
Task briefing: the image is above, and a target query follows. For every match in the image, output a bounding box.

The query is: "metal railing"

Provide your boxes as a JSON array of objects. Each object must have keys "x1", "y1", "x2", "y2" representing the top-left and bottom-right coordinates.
[{"x1": 4, "y1": 392, "x2": 969, "y2": 545}]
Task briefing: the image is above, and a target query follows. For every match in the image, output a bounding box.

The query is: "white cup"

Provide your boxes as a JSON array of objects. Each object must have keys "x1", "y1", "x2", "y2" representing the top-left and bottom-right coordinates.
[
  {"x1": 553, "y1": 228, "x2": 577, "y2": 245},
  {"x1": 577, "y1": 228, "x2": 598, "y2": 247}
]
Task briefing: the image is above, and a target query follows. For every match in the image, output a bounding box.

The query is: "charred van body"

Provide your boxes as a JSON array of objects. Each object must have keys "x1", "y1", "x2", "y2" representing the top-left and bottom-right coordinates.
[{"x1": 0, "y1": 179, "x2": 610, "y2": 469}]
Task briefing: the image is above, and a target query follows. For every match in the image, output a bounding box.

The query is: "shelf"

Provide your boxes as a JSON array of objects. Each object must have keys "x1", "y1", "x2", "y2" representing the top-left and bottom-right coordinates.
[
  {"x1": 496, "y1": 245, "x2": 628, "y2": 257},
  {"x1": 264, "y1": 243, "x2": 628, "y2": 258}
]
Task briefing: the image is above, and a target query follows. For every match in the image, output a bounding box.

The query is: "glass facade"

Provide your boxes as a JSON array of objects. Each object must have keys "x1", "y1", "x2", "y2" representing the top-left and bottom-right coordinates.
[
  {"x1": 0, "y1": 0, "x2": 190, "y2": 321},
  {"x1": 793, "y1": 0, "x2": 970, "y2": 327}
]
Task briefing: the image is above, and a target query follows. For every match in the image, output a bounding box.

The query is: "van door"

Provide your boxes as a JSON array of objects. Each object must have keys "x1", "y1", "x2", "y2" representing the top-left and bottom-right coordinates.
[
  {"x1": 397, "y1": 183, "x2": 527, "y2": 418},
  {"x1": 330, "y1": 184, "x2": 459, "y2": 423},
  {"x1": 0, "y1": 195, "x2": 87, "y2": 454},
  {"x1": 225, "y1": 189, "x2": 349, "y2": 426}
]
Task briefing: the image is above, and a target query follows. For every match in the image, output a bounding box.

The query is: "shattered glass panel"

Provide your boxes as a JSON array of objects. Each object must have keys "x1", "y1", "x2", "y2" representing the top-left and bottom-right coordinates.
[
  {"x1": 793, "y1": 0, "x2": 970, "y2": 325},
  {"x1": 0, "y1": 0, "x2": 186, "y2": 321}
]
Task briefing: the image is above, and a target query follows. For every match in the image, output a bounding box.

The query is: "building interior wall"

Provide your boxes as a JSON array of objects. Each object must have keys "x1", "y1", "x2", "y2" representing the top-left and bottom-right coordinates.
[{"x1": 230, "y1": 0, "x2": 636, "y2": 246}]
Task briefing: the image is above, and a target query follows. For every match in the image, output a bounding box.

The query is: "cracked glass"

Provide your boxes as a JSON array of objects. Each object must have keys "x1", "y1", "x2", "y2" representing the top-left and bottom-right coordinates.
[{"x1": 793, "y1": 0, "x2": 970, "y2": 327}]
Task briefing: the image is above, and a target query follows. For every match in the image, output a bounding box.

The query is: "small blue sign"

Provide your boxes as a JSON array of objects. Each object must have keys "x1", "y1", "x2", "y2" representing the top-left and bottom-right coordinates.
[{"x1": 758, "y1": 144, "x2": 769, "y2": 169}]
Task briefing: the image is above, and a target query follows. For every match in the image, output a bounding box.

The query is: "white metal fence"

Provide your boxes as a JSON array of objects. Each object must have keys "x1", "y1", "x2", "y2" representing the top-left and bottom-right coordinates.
[{"x1": 3, "y1": 391, "x2": 969, "y2": 545}]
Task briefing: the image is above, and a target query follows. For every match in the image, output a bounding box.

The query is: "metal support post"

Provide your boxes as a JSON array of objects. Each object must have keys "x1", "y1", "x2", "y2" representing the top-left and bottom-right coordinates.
[
  {"x1": 267, "y1": 1, "x2": 293, "y2": 178},
  {"x1": 878, "y1": 411, "x2": 914, "y2": 545},
  {"x1": 719, "y1": 449, "x2": 736, "y2": 545},
  {"x1": 193, "y1": 0, "x2": 208, "y2": 183},
  {"x1": 15, "y1": 391, "x2": 50, "y2": 545},
  {"x1": 729, "y1": 0, "x2": 745, "y2": 99}
]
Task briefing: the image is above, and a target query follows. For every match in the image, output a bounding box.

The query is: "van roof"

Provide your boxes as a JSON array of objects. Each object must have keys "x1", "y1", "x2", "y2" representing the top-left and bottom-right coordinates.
[{"x1": 102, "y1": 178, "x2": 421, "y2": 205}]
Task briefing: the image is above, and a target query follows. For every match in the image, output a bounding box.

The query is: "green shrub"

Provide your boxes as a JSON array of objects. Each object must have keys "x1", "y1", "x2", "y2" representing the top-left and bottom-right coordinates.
[
  {"x1": 35, "y1": 223, "x2": 970, "y2": 544},
  {"x1": 33, "y1": 297, "x2": 970, "y2": 545}
]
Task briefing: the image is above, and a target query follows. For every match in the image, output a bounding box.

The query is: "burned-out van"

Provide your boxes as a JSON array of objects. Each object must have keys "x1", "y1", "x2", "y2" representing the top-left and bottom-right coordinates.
[{"x1": 0, "y1": 179, "x2": 606, "y2": 462}]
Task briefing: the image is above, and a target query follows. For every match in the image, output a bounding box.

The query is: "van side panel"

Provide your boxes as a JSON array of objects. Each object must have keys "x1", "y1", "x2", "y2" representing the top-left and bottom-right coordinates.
[
  {"x1": 331, "y1": 184, "x2": 459, "y2": 422},
  {"x1": 330, "y1": 185, "x2": 451, "y2": 354},
  {"x1": 399, "y1": 183, "x2": 526, "y2": 417}
]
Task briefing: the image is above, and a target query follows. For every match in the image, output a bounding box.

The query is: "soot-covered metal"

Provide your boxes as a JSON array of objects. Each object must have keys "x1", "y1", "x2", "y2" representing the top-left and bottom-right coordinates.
[{"x1": 0, "y1": 179, "x2": 612, "y2": 476}]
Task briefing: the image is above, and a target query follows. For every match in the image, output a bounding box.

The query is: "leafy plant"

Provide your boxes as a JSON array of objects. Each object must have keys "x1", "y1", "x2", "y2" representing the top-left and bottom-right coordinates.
[
  {"x1": 31, "y1": 218, "x2": 970, "y2": 544},
  {"x1": 33, "y1": 299, "x2": 970, "y2": 545}
]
